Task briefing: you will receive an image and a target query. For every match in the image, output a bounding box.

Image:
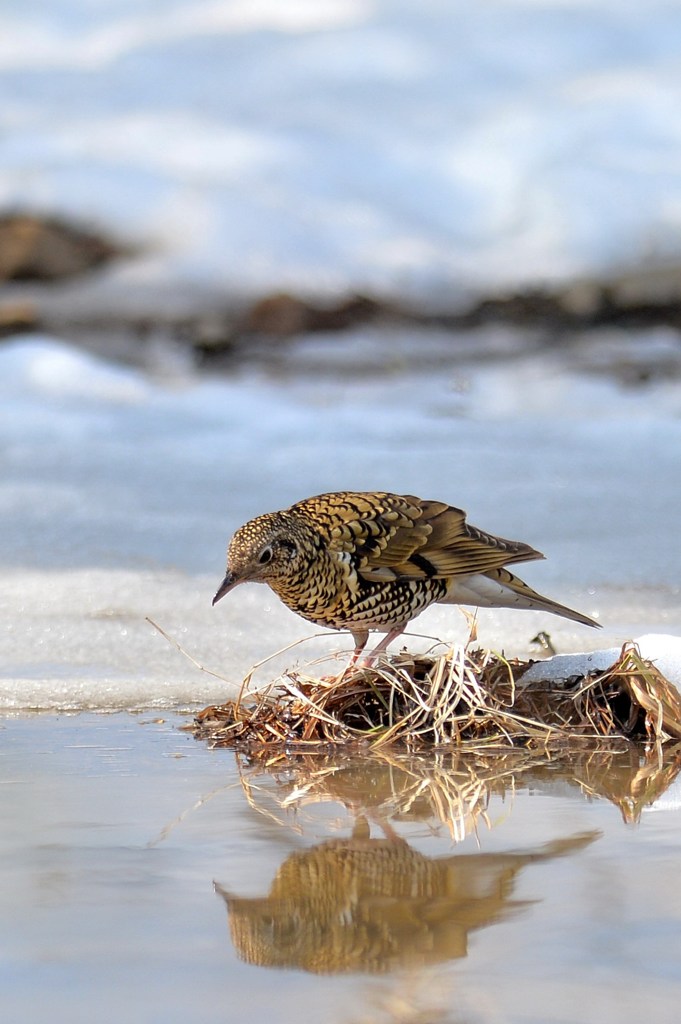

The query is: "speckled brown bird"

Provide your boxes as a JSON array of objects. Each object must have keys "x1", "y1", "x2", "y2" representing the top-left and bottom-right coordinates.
[{"x1": 213, "y1": 491, "x2": 600, "y2": 658}]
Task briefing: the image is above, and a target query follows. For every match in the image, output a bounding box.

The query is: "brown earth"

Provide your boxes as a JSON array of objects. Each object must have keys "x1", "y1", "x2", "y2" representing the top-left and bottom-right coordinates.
[{"x1": 1, "y1": 212, "x2": 681, "y2": 359}]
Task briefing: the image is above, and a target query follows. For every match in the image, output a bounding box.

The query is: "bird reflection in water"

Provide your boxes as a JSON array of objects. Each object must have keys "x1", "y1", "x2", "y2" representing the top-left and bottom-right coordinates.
[
  {"x1": 214, "y1": 744, "x2": 681, "y2": 974},
  {"x1": 213, "y1": 749, "x2": 617, "y2": 974},
  {"x1": 217, "y1": 820, "x2": 595, "y2": 974}
]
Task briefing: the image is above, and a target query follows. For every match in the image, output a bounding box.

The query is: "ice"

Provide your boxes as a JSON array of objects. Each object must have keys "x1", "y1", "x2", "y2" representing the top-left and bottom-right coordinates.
[{"x1": 1, "y1": 335, "x2": 680, "y2": 711}]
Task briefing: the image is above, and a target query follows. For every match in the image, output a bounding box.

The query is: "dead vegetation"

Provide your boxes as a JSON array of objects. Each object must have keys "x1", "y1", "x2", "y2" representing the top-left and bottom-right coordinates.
[{"x1": 193, "y1": 640, "x2": 681, "y2": 752}]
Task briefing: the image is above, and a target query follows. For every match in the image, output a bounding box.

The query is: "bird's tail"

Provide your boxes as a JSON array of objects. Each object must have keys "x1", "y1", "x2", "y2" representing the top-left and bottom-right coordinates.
[{"x1": 445, "y1": 568, "x2": 601, "y2": 628}]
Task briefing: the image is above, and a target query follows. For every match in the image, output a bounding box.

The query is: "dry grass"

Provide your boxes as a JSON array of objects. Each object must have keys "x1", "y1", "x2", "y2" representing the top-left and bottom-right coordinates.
[{"x1": 193, "y1": 640, "x2": 681, "y2": 752}]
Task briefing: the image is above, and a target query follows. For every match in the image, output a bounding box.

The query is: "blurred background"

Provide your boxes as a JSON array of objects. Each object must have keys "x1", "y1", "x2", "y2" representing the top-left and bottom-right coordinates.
[
  {"x1": 1, "y1": 0, "x2": 681, "y2": 708},
  {"x1": 3, "y1": 0, "x2": 681, "y2": 325}
]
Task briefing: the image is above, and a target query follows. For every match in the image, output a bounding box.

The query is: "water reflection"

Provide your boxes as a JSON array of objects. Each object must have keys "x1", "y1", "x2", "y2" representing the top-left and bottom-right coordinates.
[
  {"x1": 216, "y1": 744, "x2": 681, "y2": 974},
  {"x1": 235, "y1": 742, "x2": 681, "y2": 834},
  {"x1": 218, "y1": 822, "x2": 595, "y2": 973}
]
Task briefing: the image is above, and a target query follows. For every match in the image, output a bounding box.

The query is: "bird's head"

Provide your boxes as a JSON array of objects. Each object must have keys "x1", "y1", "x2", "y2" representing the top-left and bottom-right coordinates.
[{"x1": 213, "y1": 512, "x2": 306, "y2": 605}]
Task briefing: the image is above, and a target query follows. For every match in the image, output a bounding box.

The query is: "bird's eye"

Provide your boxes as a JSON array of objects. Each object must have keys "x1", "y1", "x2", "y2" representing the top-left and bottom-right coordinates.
[{"x1": 258, "y1": 546, "x2": 273, "y2": 565}]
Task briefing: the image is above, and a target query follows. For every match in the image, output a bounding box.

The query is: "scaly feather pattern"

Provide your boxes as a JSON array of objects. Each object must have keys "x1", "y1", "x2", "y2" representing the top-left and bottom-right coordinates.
[{"x1": 213, "y1": 491, "x2": 600, "y2": 658}]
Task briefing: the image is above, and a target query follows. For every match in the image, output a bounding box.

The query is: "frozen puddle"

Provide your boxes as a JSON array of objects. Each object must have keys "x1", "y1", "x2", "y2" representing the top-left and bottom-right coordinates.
[{"x1": 2, "y1": 334, "x2": 681, "y2": 711}]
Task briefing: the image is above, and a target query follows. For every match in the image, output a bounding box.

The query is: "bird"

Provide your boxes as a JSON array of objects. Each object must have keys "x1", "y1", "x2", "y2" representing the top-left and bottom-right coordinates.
[{"x1": 213, "y1": 491, "x2": 600, "y2": 660}]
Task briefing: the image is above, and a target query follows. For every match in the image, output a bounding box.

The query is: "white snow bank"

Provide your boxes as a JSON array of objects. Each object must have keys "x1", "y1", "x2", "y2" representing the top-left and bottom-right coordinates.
[
  {"x1": 1, "y1": 1, "x2": 681, "y2": 303},
  {"x1": 520, "y1": 634, "x2": 681, "y2": 689}
]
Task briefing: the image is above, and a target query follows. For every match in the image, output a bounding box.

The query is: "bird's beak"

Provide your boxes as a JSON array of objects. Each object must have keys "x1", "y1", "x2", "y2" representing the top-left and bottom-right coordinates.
[{"x1": 212, "y1": 571, "x2": 239, "y2": 606}]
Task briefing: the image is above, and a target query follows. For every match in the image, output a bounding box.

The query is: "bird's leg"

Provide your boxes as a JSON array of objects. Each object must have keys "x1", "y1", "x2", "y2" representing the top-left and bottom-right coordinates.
[
  {"x1": 346, "y1": 630, "x2": 369, "y2": 669},
  {"x1": 345, "y1": 625, "x2": 404, "y2": 672},
  {"x1": 362, "y1": 625, "x2": 406, "y2": 665}
]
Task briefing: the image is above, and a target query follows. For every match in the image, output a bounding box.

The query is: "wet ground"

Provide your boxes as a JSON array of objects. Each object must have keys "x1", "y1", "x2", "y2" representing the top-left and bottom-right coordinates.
[{"x1": 2, "y1": 712, "x2": 680, "y2": 1024}]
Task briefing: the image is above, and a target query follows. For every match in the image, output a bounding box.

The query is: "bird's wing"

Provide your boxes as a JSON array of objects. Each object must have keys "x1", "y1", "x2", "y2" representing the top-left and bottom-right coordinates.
[{"x1": 296, "y1": 492, "x2": 544, "y2": 581}]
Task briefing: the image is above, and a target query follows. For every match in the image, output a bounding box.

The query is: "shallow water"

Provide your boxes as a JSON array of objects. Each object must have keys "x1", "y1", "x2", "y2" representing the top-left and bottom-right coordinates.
[{"x1": 3, "y1": 711, "x2": 680, "y2": 1024}]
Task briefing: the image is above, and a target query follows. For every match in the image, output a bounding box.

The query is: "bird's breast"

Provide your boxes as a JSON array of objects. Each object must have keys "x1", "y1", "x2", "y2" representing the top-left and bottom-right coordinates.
[
  {"x1": 269, "y1": 565, "x2": 447, "y2": 631},
  {"x1": 266, "y1": 551, "x2": 347, "y2": 625}
]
